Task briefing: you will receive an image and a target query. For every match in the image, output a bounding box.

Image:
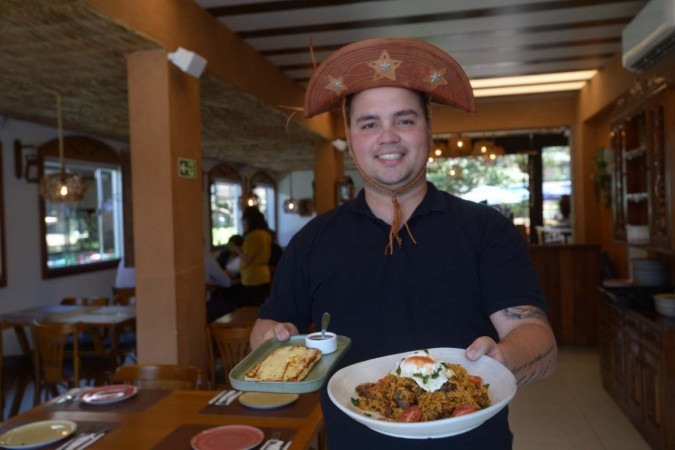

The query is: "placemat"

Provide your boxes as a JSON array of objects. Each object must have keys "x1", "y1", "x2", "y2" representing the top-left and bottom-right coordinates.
[
  {"x1": 44, "y1": 389, "x2": 171, "y2": 413},
  {"x1": 151, "y1": 424, "x2": 295, "y2": 449},
  {"x1": 0, "y1": 421, "x2": 117, "y2": 450},
  {"x1": 200, "y1": 391, "x2": 319, "y2": 418}
]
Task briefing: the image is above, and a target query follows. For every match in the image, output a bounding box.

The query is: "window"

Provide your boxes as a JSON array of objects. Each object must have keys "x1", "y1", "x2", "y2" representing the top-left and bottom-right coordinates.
[
  {"x1": 38, "y1": 137, "x2": 122, "y2": 278},
  {"x1": 250, "y1": 170, "x2": 277, "y2": 233},
  {"x1": 209, "y1": 163, "x2": 243, "y2": 249}
]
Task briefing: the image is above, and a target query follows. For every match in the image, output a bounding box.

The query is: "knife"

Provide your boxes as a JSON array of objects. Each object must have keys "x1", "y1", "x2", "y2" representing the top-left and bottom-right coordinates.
[
  {"x1": 63, "y1": 429, "x2": 109, "y2": 450},
  {"x1": 208, "y1": 390, "x2": 231, "y2": 405}
]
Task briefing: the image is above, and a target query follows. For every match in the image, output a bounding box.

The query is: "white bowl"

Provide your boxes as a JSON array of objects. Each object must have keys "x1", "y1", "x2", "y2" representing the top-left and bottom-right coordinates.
[
  {"x1": 305, "y1": 332, "x2": 338, "y2": 354},
  {"x1": 327, "y1": 348, "x2": 517, "y2": 439},
  {"x1": 654, "y1": 293, "x2": 675, "y2": 318}
]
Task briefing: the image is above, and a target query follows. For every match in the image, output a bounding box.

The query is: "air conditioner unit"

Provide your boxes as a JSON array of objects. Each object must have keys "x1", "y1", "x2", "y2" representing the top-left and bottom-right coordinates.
[{"x1": 622, "y1": 0, "x2": 675, "y2": 72}]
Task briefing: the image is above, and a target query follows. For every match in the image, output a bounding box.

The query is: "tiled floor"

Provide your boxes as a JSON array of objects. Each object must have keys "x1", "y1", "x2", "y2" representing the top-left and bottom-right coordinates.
[
  {"x1": 3, "y1": 347, "x2": 652, "y2": 449},
  {"x1": 510, "y1": 346, "x2": 650, "y2": 450}
]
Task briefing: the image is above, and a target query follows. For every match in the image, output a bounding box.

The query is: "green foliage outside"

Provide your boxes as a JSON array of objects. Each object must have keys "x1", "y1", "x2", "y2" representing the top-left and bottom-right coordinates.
[{"x1": 427, "y1": 154, "x2": 529, "y2": 196}]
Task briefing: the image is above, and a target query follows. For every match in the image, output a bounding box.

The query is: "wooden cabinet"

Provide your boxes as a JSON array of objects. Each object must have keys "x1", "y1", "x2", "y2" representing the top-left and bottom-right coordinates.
[
  {"x1": 598, "y1": 291, "x2": 675, "y2": 449},
  {"x1": 529, "y1": 245, "x2": 600, "y2": 345},
  {"x1": 609, "y1": 83, "x2": 674, "y2": 251}
]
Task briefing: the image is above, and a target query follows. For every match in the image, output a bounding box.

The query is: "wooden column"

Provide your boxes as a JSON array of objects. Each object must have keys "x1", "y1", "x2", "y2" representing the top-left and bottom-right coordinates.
[
  {"x1": 313, "y1": 142, "x2": 344, "y2": 214},
  {"x1": 127, "y1": 49, "x2": 207, "y2": 369}
]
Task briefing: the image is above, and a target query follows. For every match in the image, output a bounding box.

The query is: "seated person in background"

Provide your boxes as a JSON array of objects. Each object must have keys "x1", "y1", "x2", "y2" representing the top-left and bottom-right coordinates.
[
  {"x1": 114, "y1": 259, "x2": 136, "y2": 289},
  {"x1": 217, "y1": 234, "x2": 244, "y2": 278},
  {"x1": 205, "y1": 253, "x2": 235, "y2": 322}
]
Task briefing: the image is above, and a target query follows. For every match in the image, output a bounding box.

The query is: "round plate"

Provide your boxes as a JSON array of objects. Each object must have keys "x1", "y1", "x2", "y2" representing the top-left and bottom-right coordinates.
[
  {"x1": 238, "y1": 392, "x2": 299, "y2": 409},
  {"x1": 190, "y1": 425, "x2": 264, "y2": 450},
  {"x1": 327, "y1": 348, "x2": 517, "y2": 439},
  {"x1": 0, "y1": 420, "x2": 77, "y2": 449},
  {"x1": 80, "y1": 384, "x2": 139, "y2": 405}
]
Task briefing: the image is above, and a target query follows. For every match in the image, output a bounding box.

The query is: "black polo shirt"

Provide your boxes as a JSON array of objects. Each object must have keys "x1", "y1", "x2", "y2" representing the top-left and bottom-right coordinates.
[{"x1": 260, "y1": 182, "x2": 545, "y2": 449}]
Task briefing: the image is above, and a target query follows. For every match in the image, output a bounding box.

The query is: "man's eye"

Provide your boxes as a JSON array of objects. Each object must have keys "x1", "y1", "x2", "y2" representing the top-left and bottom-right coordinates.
[
  {"x1": 360, "y1": 122, "x2": 376, "y2": 130},
  {"x1": 398, "y1": 119, "x2": 415, "y2": 126}
]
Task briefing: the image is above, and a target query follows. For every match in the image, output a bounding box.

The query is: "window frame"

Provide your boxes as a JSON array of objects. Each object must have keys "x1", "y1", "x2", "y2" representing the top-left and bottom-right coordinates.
[
  {"x1": 0, "y1": 141, "x2": 6, "y2": 287},
  {"x1": 208, "y1": 163, "x2": 243, "y2": 252},
  {"x1": 38, "y1": 136, "x2": 121, "y2": 279}
]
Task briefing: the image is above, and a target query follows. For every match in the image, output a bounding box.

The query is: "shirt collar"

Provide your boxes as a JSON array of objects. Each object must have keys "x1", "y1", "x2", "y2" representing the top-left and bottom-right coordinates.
[{"x1": 349, "y1": 181, "x2": 448, "y2": 219}]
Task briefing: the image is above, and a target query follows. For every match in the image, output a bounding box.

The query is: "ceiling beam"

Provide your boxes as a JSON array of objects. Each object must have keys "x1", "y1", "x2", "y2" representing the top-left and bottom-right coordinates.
[{"x1": 86, "y1": 0, "x2": 334, "y2": 139}]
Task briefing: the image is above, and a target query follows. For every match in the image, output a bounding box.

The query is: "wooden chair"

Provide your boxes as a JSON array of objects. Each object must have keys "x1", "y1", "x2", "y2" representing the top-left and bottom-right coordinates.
[
  {"x1": 206, "y1": 324, "x2": 252, "y2": 389},
  {"x1": 112, "y1": 364, "x2": 202, "y2": 390},
  {"x1": 112, "y1": 287, "x2": 136, "y2": 306},
  {"x1": 32, "y1": 321, "x2": 112, "y2": 404},
  {"x1": 0, "y1": 323, "x2": 34, "y2": 419}
]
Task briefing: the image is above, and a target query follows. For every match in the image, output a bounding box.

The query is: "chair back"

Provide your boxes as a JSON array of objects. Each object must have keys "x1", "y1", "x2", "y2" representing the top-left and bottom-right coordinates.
[
  {"x1": 112, "y1": 287, "x2": 136, "y2": 306},
  {"x1": 206, "y1": 324, "x2": 252, "y2": 389},
  {"x1": 32, "y1": 321, "x2": 80, "y2": 402},
  {"x1": 113, "y1": 364, "x2": 202, "y2": 390}
]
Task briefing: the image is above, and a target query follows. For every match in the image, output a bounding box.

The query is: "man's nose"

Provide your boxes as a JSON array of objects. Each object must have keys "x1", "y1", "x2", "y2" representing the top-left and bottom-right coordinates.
[{"x1": 377, "y1": 125, "x2": 400, "y2": 144}]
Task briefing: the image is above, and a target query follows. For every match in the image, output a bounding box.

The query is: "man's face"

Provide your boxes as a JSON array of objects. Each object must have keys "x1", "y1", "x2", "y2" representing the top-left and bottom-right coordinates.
[{"x1": 348, "y1": 87, "x2": 430, "y2": 191}]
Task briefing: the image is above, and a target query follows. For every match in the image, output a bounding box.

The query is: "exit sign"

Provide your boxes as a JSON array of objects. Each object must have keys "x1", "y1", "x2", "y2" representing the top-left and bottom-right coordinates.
[{"x1": 178, "y1": 158, "x2": 196, "y2": 179}]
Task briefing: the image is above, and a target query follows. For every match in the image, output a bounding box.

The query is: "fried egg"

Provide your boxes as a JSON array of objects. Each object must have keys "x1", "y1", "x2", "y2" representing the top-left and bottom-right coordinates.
[{"x1": 391, "y1": 350, "x2": 455, "y2": 392}]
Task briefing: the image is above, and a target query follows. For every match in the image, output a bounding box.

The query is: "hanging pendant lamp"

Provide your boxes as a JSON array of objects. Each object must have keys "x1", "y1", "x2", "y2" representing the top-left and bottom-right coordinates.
[
  {"x1": 39, "y1": 92, "x2": 87, "y2": 202},
  {"x1": 283, "y1": 172, "x2": 298, "y2": 213}
]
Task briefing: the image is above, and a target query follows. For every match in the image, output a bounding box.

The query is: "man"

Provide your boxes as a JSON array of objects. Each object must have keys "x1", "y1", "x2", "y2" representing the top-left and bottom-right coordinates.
[{"x1": 251, "y1": 38, "x2": 556, "y2": 449}]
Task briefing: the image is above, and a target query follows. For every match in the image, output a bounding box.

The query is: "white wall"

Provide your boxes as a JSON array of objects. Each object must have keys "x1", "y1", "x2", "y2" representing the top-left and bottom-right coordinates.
[
  {"x1": 0, "y1": 117, "x2": 124, "y2": 354},
  {"x1": 276, "y1": 169, "x2": 363, "y2": 247}
]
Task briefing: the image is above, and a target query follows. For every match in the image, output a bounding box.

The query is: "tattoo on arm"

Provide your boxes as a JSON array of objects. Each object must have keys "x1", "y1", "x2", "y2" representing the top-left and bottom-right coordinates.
[
  {"x1": 512, "y1": 344, "x2": 556, "y2": 386},
  {"x1": 502, "y1": 306, "x2": 547, "y2": 321}
]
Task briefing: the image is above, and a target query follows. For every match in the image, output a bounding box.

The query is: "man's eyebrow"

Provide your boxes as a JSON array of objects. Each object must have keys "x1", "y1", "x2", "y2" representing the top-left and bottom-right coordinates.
[
  {"x1": 393, "y1": 109, "x2": 419, "y2": 118},
  {"x1": 355, "y1": 114, "x2": 379, "y2": 124},
  {"x1": 355, "y1": 109, "x2": 419, "y2": 124}
]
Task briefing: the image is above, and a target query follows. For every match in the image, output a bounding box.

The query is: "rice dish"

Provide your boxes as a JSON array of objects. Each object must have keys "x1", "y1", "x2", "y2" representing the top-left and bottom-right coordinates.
[{"x1": 352, "y1": 350, "x2": 490, "y2": 422}]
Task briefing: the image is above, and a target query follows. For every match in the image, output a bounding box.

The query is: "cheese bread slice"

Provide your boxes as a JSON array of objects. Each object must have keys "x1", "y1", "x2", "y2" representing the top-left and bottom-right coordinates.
[{"x1": 245, "y1": 345, "x2": 322, "y2": 382}]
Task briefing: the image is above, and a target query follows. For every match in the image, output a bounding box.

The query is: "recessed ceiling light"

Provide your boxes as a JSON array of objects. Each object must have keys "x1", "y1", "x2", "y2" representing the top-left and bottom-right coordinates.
[{"x1": 470, "y1": 70, "x2": 597, "y2": 97}]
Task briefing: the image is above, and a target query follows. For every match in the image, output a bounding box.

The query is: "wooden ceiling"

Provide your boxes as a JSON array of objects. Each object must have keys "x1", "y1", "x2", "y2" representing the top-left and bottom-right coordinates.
[{"x1": 0, "y1": 0, "x2": 649, "y2": 174}]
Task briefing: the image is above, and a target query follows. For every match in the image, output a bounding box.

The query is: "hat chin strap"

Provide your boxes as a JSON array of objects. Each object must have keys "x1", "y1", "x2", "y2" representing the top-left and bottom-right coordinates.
[{"x1": 341, "y1": 98, "x2": 428, "y2": 255}]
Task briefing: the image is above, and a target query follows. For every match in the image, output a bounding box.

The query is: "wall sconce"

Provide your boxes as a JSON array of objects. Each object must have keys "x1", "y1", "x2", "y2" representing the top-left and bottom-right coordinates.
[
  {"x1": 167, "y1": 47, "x2": 207, "y2": 78},
  {"x1": 13, "y1": 139, "x2": 39, "y2": 182}
]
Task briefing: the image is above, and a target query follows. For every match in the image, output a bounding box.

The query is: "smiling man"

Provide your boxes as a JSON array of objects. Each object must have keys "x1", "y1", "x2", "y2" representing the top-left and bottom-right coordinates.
[{"x1": 251, "y1": 38, "x2": 557, "y2": 449}]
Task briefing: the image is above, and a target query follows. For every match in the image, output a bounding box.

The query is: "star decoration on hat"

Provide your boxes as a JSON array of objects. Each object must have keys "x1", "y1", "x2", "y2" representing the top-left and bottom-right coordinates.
[
  {"x1": 324, "y1": 75, "x2": 348, "y2": 96},
  {"x1": 367, "y1": 50, "x2": 402, "y2": 81},
  {"x1": 426, "y1": 68, "x2": 448, "y2": 89}
]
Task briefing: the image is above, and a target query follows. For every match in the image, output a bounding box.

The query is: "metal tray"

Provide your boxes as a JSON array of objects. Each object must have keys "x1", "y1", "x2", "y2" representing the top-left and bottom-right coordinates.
[{"x1": 229, "y1": 335, "x2": 351, "y2": 393}]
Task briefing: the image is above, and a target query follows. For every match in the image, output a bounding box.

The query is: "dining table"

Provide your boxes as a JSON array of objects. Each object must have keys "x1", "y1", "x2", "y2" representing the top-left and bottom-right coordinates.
[
  {"x1": 0, "y1": 388, "x2": 324, "y2": 449},
  {"x1": 0, "y1": 304, "x2": 136, "y2": 357},
  {"x1": 212, "y1": 306, "x2": 261, "y2": 328}
]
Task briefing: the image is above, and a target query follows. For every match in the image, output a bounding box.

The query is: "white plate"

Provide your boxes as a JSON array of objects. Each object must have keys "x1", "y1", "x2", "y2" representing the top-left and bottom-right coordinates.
[
  {"x1": 327, "y1": 348, "x2": 517, "y2": 439},
  {"x1": 0, "y1": 420, "x2": 77, "y2": 449},
  {"x1": 238, "y1": 392, "x2": 299, "y2": 409},
  {"x1": 80, "y1": 384, "x2": 138, "y2": 405}
]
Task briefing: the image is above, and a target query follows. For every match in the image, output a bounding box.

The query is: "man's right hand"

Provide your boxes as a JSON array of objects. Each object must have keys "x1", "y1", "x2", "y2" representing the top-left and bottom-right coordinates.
[{"x1": 250, "y1": 319, "x2": 299, "y2": 349}]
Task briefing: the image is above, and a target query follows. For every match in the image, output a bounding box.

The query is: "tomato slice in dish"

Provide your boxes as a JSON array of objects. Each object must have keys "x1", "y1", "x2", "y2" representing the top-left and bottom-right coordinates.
[
  {"x1": 398, "y1": 405, "x2": 422, "y2": 422},
  {"x1": 452, "y1": 404, "x2": 477, "y2": 417}
]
